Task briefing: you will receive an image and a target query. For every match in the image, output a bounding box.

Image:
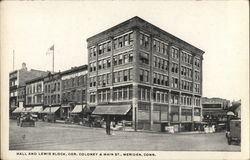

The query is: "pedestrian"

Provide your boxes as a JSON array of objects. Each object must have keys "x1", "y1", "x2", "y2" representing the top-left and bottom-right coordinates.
[{"x1": 106, "y1": 115, "x2": 111, "y2": 135}]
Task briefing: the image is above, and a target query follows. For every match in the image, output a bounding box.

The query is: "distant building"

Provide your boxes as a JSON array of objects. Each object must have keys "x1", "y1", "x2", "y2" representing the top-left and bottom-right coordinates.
[
  {"x1": 202, "y1": 97, "x2": 230, "y2": 124},
  {"x1": 60, "y1": 65, "x2": 88, "y2": 118},
  {"x1": 43, "y1": 72, "x2": 62, "y2": 119},
  {"x1": 87, "y1": 16, "x2": 204, "y2": 131},
  {"x1": 9, "y1": 63, "x2": 48, "y2": 114},
  {"x1": 25, "y1": 73, "x2": 49, "y2": 115}
]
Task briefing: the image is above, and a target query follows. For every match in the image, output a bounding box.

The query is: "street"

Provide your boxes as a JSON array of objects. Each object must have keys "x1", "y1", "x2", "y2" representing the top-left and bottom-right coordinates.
[{"x1": 9, "y1": 119, "x2": 240, "y2": 151}]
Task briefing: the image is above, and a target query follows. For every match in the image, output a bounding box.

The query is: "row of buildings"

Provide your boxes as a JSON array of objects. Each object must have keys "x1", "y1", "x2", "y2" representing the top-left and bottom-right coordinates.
[{"x1": 10, "y1": 16, "x2": 205, "y2": 132}]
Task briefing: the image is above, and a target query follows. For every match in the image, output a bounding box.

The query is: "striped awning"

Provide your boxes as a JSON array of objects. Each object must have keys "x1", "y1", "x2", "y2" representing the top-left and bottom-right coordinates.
[
  {"x1": 12, "y1": 107, "x2": 24, "y2": 113},
  {"x1": 92, "y1": 105, "x2": 131, "y2": 115},
  {"x1": 30, "y1": 106, "x2": 43, "y2": 113},
  {"x1": 22, "y1": 107, "x2": 33, "y2": 113},
  {"x1": 71, "y1": 105, "x2": 85, "y2": 114},
  {"x1": 41, "y1": 106, "x2": 60, "y2": 113}
]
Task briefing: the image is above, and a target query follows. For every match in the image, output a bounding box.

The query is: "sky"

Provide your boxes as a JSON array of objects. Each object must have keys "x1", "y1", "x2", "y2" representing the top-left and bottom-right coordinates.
[{"x1": 1, "y1": 1, "x2": 249, "y2": 101}]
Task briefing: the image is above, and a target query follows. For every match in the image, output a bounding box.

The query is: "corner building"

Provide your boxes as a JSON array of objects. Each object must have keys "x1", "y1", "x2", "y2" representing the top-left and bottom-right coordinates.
[{"x1": 87, "y1": 16, "x2": 204, "y2": 132}]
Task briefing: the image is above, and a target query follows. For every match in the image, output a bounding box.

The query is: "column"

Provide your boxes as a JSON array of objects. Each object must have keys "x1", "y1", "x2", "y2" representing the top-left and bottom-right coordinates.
[
  {"x1": 132, "y1": 83, "x2": 138, "y2": 131},
  {"x1": 150, "y1": 87, "x2": 154, "y2": 130},
  {"x1": 191, "y1": 95, "x2": 195, "y2": 131},
  {"x1": 178, "y1": 92, "x2": 182, "y2": 131}
]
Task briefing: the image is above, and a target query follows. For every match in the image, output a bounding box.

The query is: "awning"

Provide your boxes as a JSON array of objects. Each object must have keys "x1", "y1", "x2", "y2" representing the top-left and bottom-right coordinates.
[
  {"x1": 41, "y1": 107, "x2": 60, "y2": 113},
  {"x1": 50, "y1": 107, "x2": 60, "y2": 113},
  {"x1": 71, "y1": 105, "x2": 85, "y2": 114},
  {"x1": 22, "y1": 107, "x2": 32, "y2": 113},
  {"x1": 30, "y1": 106, "x2": 43, "y2": 113},
  {"x1": 12, "y1": 107, "x2": 24, "y2": 113},
  {"x1": 41, "y1": 107, "x2": 51, "y2": 113},
  {"x1": 92, "y1": 104, "x2": 131, "y2": 115}
]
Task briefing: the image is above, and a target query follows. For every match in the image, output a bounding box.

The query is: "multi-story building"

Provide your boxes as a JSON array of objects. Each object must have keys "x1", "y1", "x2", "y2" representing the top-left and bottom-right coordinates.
[
  {"x1": 43, "y1": 72, "x2": 62, "y2": 119},
  {"x1": 61, "y1": 65, "x2": 88, "y2": 118},
  {"x1": 87, "y1": 16, "x2": 204, "y2": 131},
  {"x1": 25, "y1": 74, "x2": 48, "y2": 114},
  {"x1": 9, "y1": 63, "x2": 48, "y2": 115}
]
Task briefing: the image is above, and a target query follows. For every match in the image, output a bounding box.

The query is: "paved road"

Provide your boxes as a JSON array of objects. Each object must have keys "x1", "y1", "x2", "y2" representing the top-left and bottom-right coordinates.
[{"x1": 9, "y1": 119, "x2": 240, "y2": 151}]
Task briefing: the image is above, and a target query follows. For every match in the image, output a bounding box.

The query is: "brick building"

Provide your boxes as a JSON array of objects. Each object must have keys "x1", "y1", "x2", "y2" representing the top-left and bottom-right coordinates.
[
  {"x1": 25, "y1": 74, "x2": 49, "y2": 114},
  {"x1": 10, "y1": 63, "x2": 48, "y2": 115},
  {"x1": 43, "y1": 72, "x2": 62, "y2": 119},
  {"x1": 87, "y1": 16, "x2": 204, "y2": 131},
  {"x1": 61, "y1": 65, "x2": 88, "y2": 118}
]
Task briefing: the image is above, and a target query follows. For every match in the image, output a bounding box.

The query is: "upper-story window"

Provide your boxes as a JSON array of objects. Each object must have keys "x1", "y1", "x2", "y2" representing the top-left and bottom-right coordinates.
[
  {"x1": 139, "y1": 69, "x2": 149, "y2": 82},
  {"x1": 89, "y1": 47, "x2": 97, "y2": 58},
  {"x1": 194, "y1": 58, "x2": 200, "y2": 67},
  {"x1": 139, "y1": 33, "x2": 149, "y2": 49},
  {"x1": 113, "y1": 52, "x2": 133, "y2": 66},
  {"x1": 114, "y1": 32, "x2": 133, "y2": 50},
  {"x1": 139, "y1": 52, "x2": 149, "y2": 65},
  {"x1": 153, "y1": 39, "x2": 168, "y2": 55},
  {"x1": 171, "y1": 47, "x2": 179, "y2": 59},
  {"x1": 181, "y1": 51, "x2": 193, "y2": 64}
]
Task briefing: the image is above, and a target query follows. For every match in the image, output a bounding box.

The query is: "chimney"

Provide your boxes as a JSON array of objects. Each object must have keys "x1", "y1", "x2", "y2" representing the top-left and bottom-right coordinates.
[{"x1": 21, "y1": 62, "x2": 27, "y2": 71}]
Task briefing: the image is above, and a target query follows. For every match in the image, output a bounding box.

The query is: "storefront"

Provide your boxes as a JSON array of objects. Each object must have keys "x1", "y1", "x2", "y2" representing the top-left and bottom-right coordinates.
[
  {"x1": 40, "y1": 106, "x2": 60, "y2": 122},
  {"x1": 92, "y1": 104, "x2": 132, "y2": 130}
]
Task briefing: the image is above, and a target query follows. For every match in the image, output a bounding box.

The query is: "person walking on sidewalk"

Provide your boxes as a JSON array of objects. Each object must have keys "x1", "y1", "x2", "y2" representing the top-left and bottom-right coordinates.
[{"x1": 106, "y1": 115, "x2": 111, "y2": 135}]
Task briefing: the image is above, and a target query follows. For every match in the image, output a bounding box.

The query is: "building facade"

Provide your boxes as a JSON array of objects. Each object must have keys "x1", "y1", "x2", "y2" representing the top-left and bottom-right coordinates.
[
  {"x1": 9, "y1": 63, "x2": 48, "y2": 114},
  {"x1": 61, "y1": 65, "x2": 88, "y2": 118},
  {"x1": 202, "y1": 97, "x2": 230, "y2": 125},
  {"x1": 43, "y1": 72, "x2": 62, "y2": 119},
  {"x1": 87, "y1": 16, "x2": 204, "y2": 131},
  {"x1": 25, "y1": 75, "x2": 48, "y2": 113}
]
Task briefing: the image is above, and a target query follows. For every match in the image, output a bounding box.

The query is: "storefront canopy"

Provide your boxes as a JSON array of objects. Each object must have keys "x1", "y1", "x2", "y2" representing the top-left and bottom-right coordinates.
[
  {"x1": 71, "y1": 105, "x2": 85, "y2": 114},
  {"x1": 30, "y1": 106, "x2": 43, "y2": 113},
  {"x1": 41, "y1": 106, "x2": 60, "y2": 113},
  {"x1": 22, "y1": 107, "x2": 33, "y2": 113},
  {"x1": 92, "y1": 104, "x2": 131, "y2": 115},
  {"x1": 12, "y1": 107, "x2": 24, "y2": 113}
]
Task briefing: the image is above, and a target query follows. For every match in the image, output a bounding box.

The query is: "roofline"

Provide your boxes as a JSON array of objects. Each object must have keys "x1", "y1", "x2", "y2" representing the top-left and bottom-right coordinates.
[
  {"x1": 87, "y1": 16, "x2": 204, "y2": 54},
  {"x1": 60, "y1": 64, "x2": 88, "y2": 76}
]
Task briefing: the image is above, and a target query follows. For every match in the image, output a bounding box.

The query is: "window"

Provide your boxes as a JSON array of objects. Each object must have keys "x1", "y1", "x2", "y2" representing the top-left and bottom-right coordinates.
[
  {"x1": 114, "y1": 56, "x2": 118, "y2": 66},
  {"x1": 107, "y1": 73, "x2": 111, "y2": 84},
  {"x1": 144, "y1": 70, "x2": 149, "y2": 82},
  {"x1": 118, "y1": 37, "x2": 123, "y2": 48},
  {"x1": 129, "y1": 87, "x2": 133, "y2": 99},
  {"x1": 118, "y1": 88, "x2": 122, "y2": 100},
  {"x1": 129, "y1": 32, "x2": 134, "y2": 45},
  {"x1": 124, "y1": 70, "x2": 128, "y2": 81},
  {"x1": 113, "y1": 89, "x2": 118, "y2": 101},
  {"x1": 113, "y1": 72, "x2": 118, "y2": 83},
  {"x1": 154, "y1": 57, "x2": 157, "y2": 67},
  {"x1": 119, "y1": 54, "x2": 123, "y2": 65},
  {"x1": 129, "y1": 68, "x2": 133, "y2": 80},
  {"x1": 107, "y1": 58, "x2": 111, "y2": 68},
  {"x1": 124, "y1": 54, "x2": 129, "y2": 64},
  {"x1": 107, "y1": 41, "x2": 111, "y2": 51},
  {"x1": 114, "y1": 38, "x2": 118, "y2": 49},
  {"x1": 123, "y1": 88, "x2": 128, "y2": 100},
  {"x1": 140, "y1": 52, "x2": 149, "y2": 64},
  {"x1": 103, "y1": 43, "x2": 107, "y2": 53},
  {"x1": 139, "y1": 69, "x2": 143, "y2": 82},
  {"x1": 124, "y1": 34, "x2": 129, "y2": 46},
  {"x1": 129, "y1": 53, "x2": 133, "y2": 62},
  {"x1": 153, "y1": 73, "x2": 157, "y2": 84},
  {"x1": 103, "y1": 59, "x2": 107, "y2": 69},
  {"x1": 98, "y1": 45, "x2": 103, "y2": 55},
  {"x1": 98, "y1": 60, "x2": 102, "y2": 70},
  {"x1": 118, "y1": 71, "x2": 122, "y2": 82}
]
